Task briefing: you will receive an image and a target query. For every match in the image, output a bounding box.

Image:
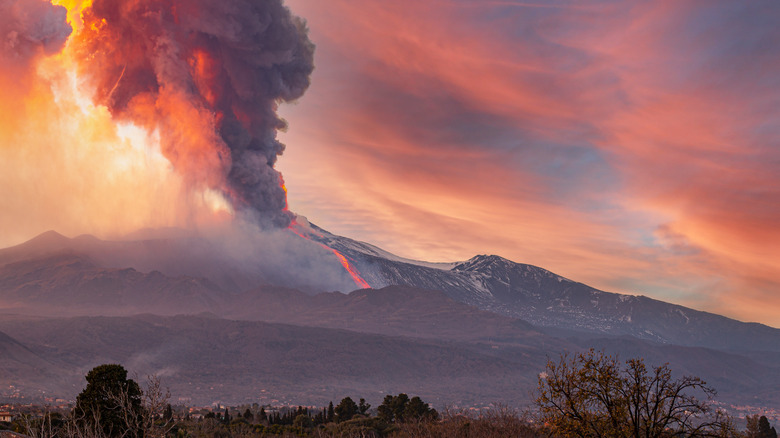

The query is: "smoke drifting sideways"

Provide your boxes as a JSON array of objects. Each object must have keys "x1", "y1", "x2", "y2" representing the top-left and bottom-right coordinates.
[{"x1": 70, "y1": 0, "x2": 315, "y2": 228}]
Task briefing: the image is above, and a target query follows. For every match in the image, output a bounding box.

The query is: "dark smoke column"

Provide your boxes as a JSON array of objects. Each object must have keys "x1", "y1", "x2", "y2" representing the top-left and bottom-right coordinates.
[{"x1": 72, "y1": 0, "x2": 315, "y2": 228}]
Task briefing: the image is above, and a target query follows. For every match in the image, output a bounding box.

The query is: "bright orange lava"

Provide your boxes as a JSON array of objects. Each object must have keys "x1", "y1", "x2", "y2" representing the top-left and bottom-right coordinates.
[
  {"x1": 329, "y1": 249, "x2": 371, "y2": 289},
  {"x1": 288, "y1": 219, "x2": 371, "y2": 289}
]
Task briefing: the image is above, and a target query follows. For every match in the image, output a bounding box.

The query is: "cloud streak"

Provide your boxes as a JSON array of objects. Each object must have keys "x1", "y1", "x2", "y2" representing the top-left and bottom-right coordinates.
[
  {"x1": 0, "y1": 0, "x2": 777, "y2": 326},
  {"x1": 280, "y1": 0, "x2": 780, "y2": 326}
]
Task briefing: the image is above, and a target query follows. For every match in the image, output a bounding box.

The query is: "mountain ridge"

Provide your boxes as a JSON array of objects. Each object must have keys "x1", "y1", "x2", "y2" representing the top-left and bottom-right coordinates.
[
  {"x1": 306, "y1": 227, "x2": 780, "y2": 351},
  {"x1": 3, "y1": 229, "x2": 779, "y2": 353}
]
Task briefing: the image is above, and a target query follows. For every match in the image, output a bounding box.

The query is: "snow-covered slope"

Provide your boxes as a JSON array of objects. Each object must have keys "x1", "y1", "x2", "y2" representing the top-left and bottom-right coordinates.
[{"x1": 311, "y1": 227, "x2": 780, "y2": 352}]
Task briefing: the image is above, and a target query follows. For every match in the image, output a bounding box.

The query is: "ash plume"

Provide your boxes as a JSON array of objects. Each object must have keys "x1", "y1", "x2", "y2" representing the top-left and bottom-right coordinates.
[
  {"x1": 72, "y1": 0, "x2": 315, "y2": 228},
  {"x1": 0, "y1": 0, "x2": 71, "y2": 68}
]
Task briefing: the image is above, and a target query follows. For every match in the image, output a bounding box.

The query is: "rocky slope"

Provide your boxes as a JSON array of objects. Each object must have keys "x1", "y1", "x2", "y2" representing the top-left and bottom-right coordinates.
[{"x1": 314, "y1": 227, "x2": 780, "y2": 352}]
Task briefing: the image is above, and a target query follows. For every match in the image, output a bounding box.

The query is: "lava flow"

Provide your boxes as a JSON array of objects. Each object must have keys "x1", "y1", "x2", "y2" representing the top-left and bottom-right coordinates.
[
  {"x1": 288, "y1": 217, "x2": 371, "y2": 289},
  {"x1": 329, "y1": 249, "x2": 372, "y2": 289}
]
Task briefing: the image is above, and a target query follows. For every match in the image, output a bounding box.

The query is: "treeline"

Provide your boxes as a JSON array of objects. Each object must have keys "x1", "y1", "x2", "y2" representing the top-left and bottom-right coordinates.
[
  {"x1": 186, "y1": 393, "x2": 438, "y2": 437},
  {"x1": 170, "y1": 403, "x2": 538, "y2": 438},
  {"x1": 5, "y1": 355, "x2": 780, "y2": 437}
]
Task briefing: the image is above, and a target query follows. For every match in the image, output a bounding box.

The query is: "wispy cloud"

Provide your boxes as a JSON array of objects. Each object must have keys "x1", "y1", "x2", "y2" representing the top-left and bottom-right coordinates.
[{"x1": 280, "y1": 0, "x2": 780, "y2": 325}]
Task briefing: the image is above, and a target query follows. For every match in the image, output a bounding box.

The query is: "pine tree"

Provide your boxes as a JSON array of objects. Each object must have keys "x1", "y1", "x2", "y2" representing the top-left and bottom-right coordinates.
[
  {"x1": 404, "y1": 396, "x2": 437, "y2": 421},
  {"x1": 377, "y1": 393, "x2": 409, "y2": 423},
  {"x1": 335, "y1": 397, "x2": 359, "y2": 423},
  {"x1": 759, "y1": 416, "x2": 778, "y2": 438},
  {"x1": 327, "y1": 401, "x2": 334, "y2": 423}
]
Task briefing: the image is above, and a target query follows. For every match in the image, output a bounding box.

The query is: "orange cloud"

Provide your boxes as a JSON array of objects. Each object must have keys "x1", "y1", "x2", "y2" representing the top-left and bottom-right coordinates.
[
  {"x1": 281, "y1": 0, "x2": 780, "y2": 325},
  {"x1": 2, "y1": 0, "x2": 777, "y2": 327},
  {"x1": 0, "y1": 0, "x2": 230, "y2": 247}
]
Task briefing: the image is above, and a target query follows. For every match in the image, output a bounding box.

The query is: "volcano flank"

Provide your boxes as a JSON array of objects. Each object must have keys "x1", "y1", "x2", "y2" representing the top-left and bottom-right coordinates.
[{"x1": 1, "y1": 227, "x2": 779, "y2": 409}]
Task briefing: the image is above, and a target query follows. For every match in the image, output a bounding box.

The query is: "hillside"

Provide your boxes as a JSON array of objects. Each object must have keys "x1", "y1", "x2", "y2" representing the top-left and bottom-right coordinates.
[
  {"x1": 0, "y1": 314, "x2": 546, "y2": 407},
  {"x1": 1, "y1": 230, "x2": 780, "y2": 410}
]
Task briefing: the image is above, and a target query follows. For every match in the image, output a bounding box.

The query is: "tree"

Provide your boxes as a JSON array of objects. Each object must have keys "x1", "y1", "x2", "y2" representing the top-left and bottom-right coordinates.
[
  {"x1": 135, "y1": 374, "x2": 174, "y2": 438},
  {"x1": 18, "y1": 410, "x2": 66, "y2": 438},
  {"x1": 751, "y1": 416, "x2": 780, "y2": 438},
  {"x1": 293, "y1": 413, "x2": 313, "y2": 429},
  {"x1": 335, "y1": 397, "x2": 359, "y2": 423},
  {"x1": 327, "y1": 401, "x2": 335, "y2": 423},
  {"x1": 358, "y1": 398, "x2": 371, "y2": 416},
  {"x1": 404, "y1": 396, "x2": 438, "y2": 421},
  {"x1": 377, "y1": 393, "x2": 437, "y2": 423},
  {"x1": 74, "y1": 364, "x2": 143, "y2": 437},
  {"x1": 536, "y1": 350, "x2": 732, "y2": 438},
  {"x1": 378, "y1": 393, "x2": 409, "y2": 423}
]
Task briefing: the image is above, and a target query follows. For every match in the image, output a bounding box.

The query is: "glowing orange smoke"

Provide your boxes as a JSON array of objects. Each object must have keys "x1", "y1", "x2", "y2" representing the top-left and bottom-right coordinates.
[
  {"x1": 50, "y1": 0, "x2": 313, "y2": 229},
  {"x1": 288, "y1": 218, "x2": 371, "y2": 289}
]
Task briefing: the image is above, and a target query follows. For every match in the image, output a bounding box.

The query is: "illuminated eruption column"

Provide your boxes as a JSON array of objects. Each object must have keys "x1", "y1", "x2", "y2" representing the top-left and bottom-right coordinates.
[
  {"x1": 49, "y1": 0, "x2": 365, "y2": 287},
  {"x1": 61, "y1": 0, "x2": 315, "y2": 228}
]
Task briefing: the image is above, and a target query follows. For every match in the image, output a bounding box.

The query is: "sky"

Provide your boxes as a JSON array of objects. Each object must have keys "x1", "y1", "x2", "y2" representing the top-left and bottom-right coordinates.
[
  {"x1": 275, "y1": 0, "x2": 780, "y2": 326},
  {"x1": 0, "y1": 0, "x2": 778, "y2": 327}
]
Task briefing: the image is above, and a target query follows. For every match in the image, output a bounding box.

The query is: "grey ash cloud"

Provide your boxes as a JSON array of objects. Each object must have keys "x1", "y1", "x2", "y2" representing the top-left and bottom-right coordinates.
[{"x1": 75, "y1": 0, "x2": 315, "y2": 228}]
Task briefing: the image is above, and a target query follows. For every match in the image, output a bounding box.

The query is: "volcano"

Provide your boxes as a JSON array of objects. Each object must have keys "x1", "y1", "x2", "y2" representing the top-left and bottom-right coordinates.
[{"x1": 1, "y1": 225, "x2": 779, "y2": 409}]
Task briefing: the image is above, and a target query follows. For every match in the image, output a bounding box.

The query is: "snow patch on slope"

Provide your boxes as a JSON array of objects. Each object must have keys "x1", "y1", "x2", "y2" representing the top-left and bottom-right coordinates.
[{"x1": 305, "y1": 219, "x2": 457, "y2": 270}]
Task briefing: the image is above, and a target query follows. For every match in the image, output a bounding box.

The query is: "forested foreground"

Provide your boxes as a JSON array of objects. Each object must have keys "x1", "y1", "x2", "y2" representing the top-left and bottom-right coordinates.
[{"x1": 5, "y1": 351, "x2": 780, "y2": 438}]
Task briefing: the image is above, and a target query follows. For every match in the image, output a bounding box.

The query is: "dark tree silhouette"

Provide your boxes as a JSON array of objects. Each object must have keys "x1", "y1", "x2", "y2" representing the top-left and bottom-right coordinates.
[
  {"x1": 327, "y1": 401, "x2": 334, "y2": 423},
  {"x1": 758, "y1": 416, "x2": 779, "y2": 438},
  {"x1": 404, "y1": 396, "x2": 438, "y2": 421},
  {"x1": 536, "y1": 349, "x2": 733, "y2": 438},
  {"x1": 335, "y1": 397, "x2": 358, "y2": 423},
  {"x1": 377, "y1": 393, "x2": 437, "y2": 423},
  {"x1": 358, "y1": 398, "x2": 371, "y2": 416},
  {"x1": 73, "y1": 364, "x2": 143, "y2": 437},
  {"x1": 378, "y1": 393, "x2": 409, "y2": 423}
]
